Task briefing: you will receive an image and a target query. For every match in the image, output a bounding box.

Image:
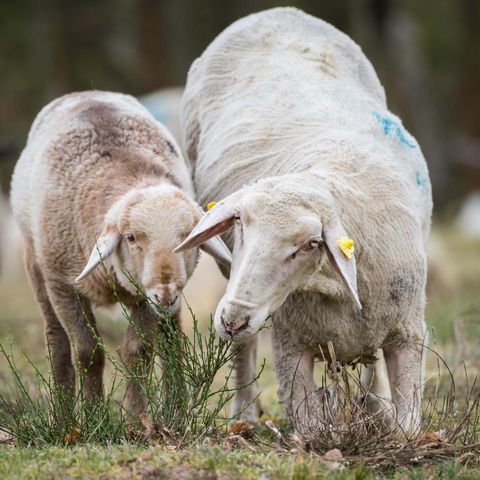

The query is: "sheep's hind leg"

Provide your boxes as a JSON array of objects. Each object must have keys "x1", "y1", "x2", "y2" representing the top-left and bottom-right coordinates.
[
  {"x1": 230, "y1": 336, "x2": 261, "y2": 423},
  {"x1": 24, "y1": 246, "x2": 75, "y2": 396},
  {"x1": 45, "y1": 280, "x2": 105, "y2": 400},
  {"x1": 360, "y1": 349, "x2": 396, "y2": 426},
  {"x1": 384, "y1": 342, "x2": 424, "y2": 437}
]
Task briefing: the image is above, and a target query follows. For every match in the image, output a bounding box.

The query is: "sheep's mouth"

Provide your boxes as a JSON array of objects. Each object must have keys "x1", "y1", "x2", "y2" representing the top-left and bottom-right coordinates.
[
  {"x1": 229, "y1": 321, "x2": 249, "y2": 338},
  {"x1": 229, "y1": 314, "x2": 272, "y2": 342}
]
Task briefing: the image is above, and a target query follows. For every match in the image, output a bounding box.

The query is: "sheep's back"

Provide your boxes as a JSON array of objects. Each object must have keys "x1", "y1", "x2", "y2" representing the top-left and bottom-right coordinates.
[{"x1": 182, "y1": 7, "x2": 431, "y2": 238}]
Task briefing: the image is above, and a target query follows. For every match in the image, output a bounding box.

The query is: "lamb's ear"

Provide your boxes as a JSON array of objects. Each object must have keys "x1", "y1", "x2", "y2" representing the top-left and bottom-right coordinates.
[
  {"x1": 173, "y1": 190, "x2": 244, "y2": 253},
  {"x1": 322, "y1": 217, "x2": 362, "y2": 309},
  {"x1": 75, "y1": 227, "x2": 121, "y2": 283}
]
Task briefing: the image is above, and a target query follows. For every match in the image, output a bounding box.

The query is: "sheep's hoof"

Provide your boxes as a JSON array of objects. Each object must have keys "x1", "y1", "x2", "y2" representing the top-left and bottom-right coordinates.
[{"x1": 363, "y1": 393, "x2": 397, "y2": 428}]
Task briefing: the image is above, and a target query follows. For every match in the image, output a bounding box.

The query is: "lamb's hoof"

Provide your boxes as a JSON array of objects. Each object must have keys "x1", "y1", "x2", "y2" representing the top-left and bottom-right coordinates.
[{"x1": 230, "y1": 398, "x2": 262, "y2": 424}]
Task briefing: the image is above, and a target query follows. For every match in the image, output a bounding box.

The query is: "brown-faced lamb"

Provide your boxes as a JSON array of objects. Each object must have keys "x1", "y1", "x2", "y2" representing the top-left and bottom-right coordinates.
[
  {"x1": 10, "y1": 90, "x2": 231, "y2": 418},
  {"x1": 175, "y1": 8, "x2": 432, "y2": 435}
]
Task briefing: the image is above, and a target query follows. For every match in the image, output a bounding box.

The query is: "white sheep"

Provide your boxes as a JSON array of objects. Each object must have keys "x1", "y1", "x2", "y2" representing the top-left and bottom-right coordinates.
[
  {"x1": 10, "y1": 90, "x2": 231, "y2": 418},
  {"x1": 175, "y1": 8, "x2": 432, "y2": 434}
]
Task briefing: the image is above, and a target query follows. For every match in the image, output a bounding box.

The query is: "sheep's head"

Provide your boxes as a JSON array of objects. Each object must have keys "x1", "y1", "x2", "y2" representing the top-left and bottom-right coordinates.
[
  {"x1": 174, "y1": 177, "x2": 361, "y2": 341},
  {"x1": 75, "y1": 184, "x2": 231, "y2": 313}
]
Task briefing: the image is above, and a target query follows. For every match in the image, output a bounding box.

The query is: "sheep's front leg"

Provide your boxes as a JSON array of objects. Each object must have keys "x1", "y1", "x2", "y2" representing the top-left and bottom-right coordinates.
[
  {"x1": 272, "y1": 329, "x2": 316, "y2": 425},
  {"x1": 230, "y1": 336, "x2": 261, "y2": 423},
  {"x1": 384, "y1": 343, "x2": 424, "y2": 436},
  {"x1": 122, "y1": 302, "x2": 159, "y2": 420},
  {"x1": 45, "y1": 281, "x2": 104, "y2": 400}
]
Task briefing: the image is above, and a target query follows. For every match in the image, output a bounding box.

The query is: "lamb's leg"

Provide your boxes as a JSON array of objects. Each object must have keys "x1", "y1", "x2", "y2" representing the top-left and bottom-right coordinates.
[
  {"x1": 360, "y1": 349, "x2": 395, "y2": 424},
  {"x1": 45, "y1": 280, "x2": 104, "y2": 399},
  {"x1": 24, "y1": 247, "x2": 74, "y2": 394},
  {"x1": 383, "y1": 343, "x2": 424, "y2": 436},
  {"x1": 230, "y1": 336, "x2": 261, "y2": 423},
  {"x1": 122, "y1": 302, "x2": 159, "y2": 419}
]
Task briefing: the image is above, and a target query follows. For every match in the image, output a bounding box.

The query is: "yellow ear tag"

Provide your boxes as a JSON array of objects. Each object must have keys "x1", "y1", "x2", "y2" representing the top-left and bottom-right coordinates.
[
  {"x1": 336, "y1": 236, "x2": 355, "y2": 259},
  {"x1": 207, "y1": 201, "x2": 217, "y2": 211}
]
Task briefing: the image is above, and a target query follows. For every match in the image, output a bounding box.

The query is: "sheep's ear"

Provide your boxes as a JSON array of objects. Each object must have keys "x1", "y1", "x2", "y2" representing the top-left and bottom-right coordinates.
[
  {"x1": 75, "y1": 227, "x2": 121, "y2": 282},
  {"x1": 173, "y1": 190, "x2": 243, "y2": 253},
  {"x1": 322, "y1": 217, "x2": 362, "y2": 309}
]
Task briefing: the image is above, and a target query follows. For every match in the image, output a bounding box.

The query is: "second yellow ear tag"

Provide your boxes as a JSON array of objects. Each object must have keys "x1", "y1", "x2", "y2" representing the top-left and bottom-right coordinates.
[
  {"x1": 336, "y1": 236, "x2": 355, "y2": 259},
  {"x1": 207, "y1": 201, "x2": 217, "y2": 211}
]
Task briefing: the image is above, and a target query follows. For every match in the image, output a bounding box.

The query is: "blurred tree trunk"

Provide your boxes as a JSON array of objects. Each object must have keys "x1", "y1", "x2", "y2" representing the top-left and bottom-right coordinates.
[{"x1": 457, "y1": 0, "x2": 480, "y2": 137}]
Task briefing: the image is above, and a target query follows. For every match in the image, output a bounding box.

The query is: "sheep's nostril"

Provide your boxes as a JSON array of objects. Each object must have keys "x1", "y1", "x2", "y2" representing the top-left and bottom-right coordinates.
[{"x1": 152, "y1": 292, "x2": 178, "y2": 308}]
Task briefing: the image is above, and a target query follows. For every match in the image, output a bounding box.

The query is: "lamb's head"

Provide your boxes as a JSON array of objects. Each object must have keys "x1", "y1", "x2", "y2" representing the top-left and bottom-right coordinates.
[
  {"x1": 75, "y1": 183, "x2": 231, "y2": 313},
  {"x1": 175, "y1": 178, "x2": 361, "y2": 341}
]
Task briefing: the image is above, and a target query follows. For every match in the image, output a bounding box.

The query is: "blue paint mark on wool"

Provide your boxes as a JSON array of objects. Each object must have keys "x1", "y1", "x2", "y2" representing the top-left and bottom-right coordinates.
[
  {"x1": 372, "y1": 112, "x2": 416, "y2": 149},
  {"x1": 416, "y1": 171, "x2": 429, "y2": 190}
]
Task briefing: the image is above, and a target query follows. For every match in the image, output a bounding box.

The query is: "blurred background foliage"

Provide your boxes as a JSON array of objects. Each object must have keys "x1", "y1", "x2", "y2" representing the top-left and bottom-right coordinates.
[{"x1": 0, "y1": 0, "x2": 479, "y2": 210}]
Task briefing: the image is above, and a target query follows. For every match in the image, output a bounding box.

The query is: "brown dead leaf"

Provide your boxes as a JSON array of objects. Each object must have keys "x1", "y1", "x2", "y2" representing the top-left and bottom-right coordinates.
[
  {"x1": 63, "y1": 427, "x2": 81, "y2": 444},
  {"x1": 140, "y1": 413, "x2": 155, "y2": 437},
  {"x1": 140, "y1": 413, "x2": 174, "y2": 446},
  {"x1": 416, "y1": 430, "x2": 447, "y2": 447},
  {"x1": 228, "y1": 420, "x2": 255, "y2": 439}
]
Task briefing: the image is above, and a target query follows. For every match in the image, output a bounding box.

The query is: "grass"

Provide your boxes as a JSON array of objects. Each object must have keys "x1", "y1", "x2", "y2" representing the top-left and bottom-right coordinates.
[
  {"x1": 1, "y1": 445, "x2": 480, "y2": 479},
  {"x1": 0, "y1": 307, "x2": 250, "y2": 447},
  {"x1": 0, "y1": 228, "x2": 480, "y2": 478}
]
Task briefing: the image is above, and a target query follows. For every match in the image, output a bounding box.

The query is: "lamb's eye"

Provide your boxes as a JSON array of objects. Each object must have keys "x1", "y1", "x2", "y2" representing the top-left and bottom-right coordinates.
[
  {"x1": 126, "y1": 234, "x2": 135, "y2": 242},
  {"x1": 234, "y1": 213, "x2": 241, "y2": 223}
]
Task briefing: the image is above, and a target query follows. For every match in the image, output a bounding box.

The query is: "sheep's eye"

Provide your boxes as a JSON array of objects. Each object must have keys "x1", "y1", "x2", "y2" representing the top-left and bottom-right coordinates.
[
  {"x1": 126, "y1": 234, "x2": 135, "y2": 242},
  {"x1": 290, "y1": 240, "x2": 320, "y2": 260},
  {"x1": 234, "y1": 213, "x2": 241, "y2": 223},
  {"x1": 304, "y1": 239, "x2": 320, "y2": 251}
]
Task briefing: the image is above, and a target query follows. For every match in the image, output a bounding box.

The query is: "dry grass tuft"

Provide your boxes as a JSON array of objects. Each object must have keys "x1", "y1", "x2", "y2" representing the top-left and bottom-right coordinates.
[{"x1": 267, "y1": 341, "x2": 480, "y2": 470}]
